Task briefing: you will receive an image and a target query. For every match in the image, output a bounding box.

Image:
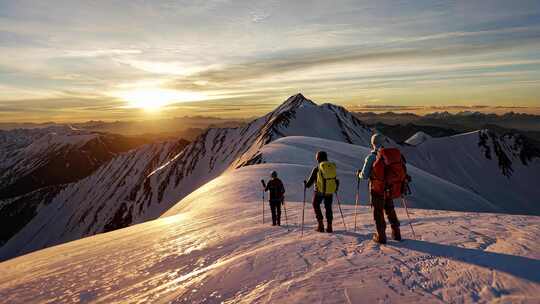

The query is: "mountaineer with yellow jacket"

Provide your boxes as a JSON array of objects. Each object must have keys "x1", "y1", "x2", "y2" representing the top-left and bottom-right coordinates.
[{"x1": 304, "y1": 151, "x2": 339, "y2": 233}]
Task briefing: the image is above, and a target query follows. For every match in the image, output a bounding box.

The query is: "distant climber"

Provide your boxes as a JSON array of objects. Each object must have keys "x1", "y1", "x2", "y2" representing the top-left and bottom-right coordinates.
[
  {"x1": 263, "y1": 171, "x2": 285, "y2": 226},
  {"x1": 304, "y1": 151, "x2": 339, "y2": 233},
  {"x1": 358, "y1": 133, "x2": 408, "y2": 244}
]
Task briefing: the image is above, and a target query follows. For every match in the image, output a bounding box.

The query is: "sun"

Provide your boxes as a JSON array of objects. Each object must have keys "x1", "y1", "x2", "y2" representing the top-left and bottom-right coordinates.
[
  {"x1": 117, "y1": 88, "x2": 207, "y2": 112},
  {"x1": 120, "y1": 89, "x2": 178, "y2": 111}
]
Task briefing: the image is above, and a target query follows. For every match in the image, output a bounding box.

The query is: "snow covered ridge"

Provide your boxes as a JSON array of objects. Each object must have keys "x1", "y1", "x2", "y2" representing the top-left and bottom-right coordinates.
[
  {"x1": 0, "y1": 139, "x2": 187, "y2": 259},
  {"x1": 0, "y1": 140, "x2": 538, "y2": 303},
  {"x1": 0, "y1": 125, "x2": 182, "y2": 196},
  {"x1": 400, "y1": 130, "x2": 540, "y2": 215},
  {"x1": 0, "y1": 127, "x2": 178, "y2": 248},
  {"x1": 0, "y1": 94, "x2": 376, "y2": 260},
  {"x1": 1, "y1": 93, "x2": 539, "y2": 262},
  {"x1": 167, "y1": 136, "x2": 498, "y2": 216},
  {"x1": 0, "y1": 125, "x2": 96, "y2": 166}
]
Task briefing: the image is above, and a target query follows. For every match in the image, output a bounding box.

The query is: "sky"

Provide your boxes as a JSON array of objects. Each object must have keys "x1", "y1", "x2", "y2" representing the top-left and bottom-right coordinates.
[{"x1": 1, "y1": 0, "x2": 540, "y2": 122}]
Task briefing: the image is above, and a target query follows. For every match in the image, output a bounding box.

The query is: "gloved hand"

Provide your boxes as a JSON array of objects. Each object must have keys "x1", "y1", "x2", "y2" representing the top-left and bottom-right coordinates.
[{"x1": 303, "y1": 180, "x2": 307, "y2": 188}]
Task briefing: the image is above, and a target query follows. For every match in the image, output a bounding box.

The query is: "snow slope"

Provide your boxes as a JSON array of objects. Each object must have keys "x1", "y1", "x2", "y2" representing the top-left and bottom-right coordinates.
[
  {"x1": 0, "y1": 140, "x2": 187, "y2": 259},
  {"x1": 0, "y1": 126, "x2": 162, "y2": 246},
  {"x1": 237, "y1": 136, "x2": 498, "y2": 213},
  {"x1": 0, "y1": 126, "x2": 98, "y2": 198},
  {"x1": 1, "y1": 137, "x2": 538, "y2": 303},
  {"x1": 401, "y1": 130, "x2": 540, "y2": 215}
]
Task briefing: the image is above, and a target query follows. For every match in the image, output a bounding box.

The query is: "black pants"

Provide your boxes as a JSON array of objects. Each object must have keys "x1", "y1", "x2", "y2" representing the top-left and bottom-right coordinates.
[
  {"x1": 269, "y1": 200, "x2": 282, "y2": 225},
  {"x1": 312, "y1": 192, "x2": 333, "y2": 223},
  {"x1": 371, "y1": 192, "x2": 400, "y2": 238}
]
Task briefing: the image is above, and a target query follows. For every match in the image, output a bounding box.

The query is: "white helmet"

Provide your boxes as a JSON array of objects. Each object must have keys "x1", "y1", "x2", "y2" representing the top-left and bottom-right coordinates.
[{"x1": 371, "y1": 133, "x2": 385, "y2": 148}]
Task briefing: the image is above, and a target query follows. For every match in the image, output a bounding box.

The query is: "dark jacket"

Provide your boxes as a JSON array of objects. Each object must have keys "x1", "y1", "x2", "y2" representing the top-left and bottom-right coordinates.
[
  {"x1": 305, "y1": 167, "x2": 339, "y2": 194},
  {"x1": 265, "y1": 178, "x2": 285, "y2": 202}
]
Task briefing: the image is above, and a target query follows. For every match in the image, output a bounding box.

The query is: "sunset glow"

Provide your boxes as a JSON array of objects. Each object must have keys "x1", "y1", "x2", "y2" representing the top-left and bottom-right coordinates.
[
  {"x1": 117, "y1": 89, "x2": 207, "y2": 111},
  {"x1": 0, "y1": 1, "x2": 539, "y2": 122}
]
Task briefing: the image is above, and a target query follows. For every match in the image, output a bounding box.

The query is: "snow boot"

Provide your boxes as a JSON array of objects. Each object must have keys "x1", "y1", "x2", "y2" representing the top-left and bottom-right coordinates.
[
  {"x1": 315, "y1": 219, "x2": 325, "y2": 232},
  {"x1": 372, "y1": 233, "x2": 387, "y2": 244},
  {"x1": 391, "y1": 225, "x2": 401, "y2": 241},
  {"x1": 326, "y1": 220, "x2": 333, "y2": 233}
]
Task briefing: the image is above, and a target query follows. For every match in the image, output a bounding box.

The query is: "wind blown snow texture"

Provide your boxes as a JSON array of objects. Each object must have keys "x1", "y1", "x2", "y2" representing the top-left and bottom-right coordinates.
[{"x1": 0, "y1": 136, "x2": 538, "y2": 303}]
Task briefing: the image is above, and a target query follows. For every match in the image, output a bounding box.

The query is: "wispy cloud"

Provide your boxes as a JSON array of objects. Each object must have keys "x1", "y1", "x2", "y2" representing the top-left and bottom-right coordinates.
[
  {"x1": 62, "y1": 49, "x2": 142, "y2": 58},
  {"x1": 350, "y1": 104, "x2": 540, "y2": 114},
  {"x1": 1, "y1": 0, "x2": 540, "y2": 121},
  {"x1": 167, "y1": 41, "x2": 540, "y2": 91}
]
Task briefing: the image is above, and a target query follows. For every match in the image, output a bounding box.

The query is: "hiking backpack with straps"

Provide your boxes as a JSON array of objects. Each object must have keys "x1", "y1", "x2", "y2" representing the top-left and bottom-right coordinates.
[
  {"x1": 370, "y1": 148, "x2": 407, "y2": 199},
  {"x1": 317, "y1": 161, "x2": 338, "y2": 195}
]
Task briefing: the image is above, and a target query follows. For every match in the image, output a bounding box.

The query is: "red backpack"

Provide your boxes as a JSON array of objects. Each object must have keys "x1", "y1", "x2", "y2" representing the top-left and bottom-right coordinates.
[{"x1": 370, "y1": 148, "x2": 407, "y2": 199}]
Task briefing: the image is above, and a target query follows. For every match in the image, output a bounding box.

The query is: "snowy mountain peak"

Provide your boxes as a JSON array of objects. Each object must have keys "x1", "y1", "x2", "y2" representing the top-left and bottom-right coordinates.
[
  {"x1": 405, "y1": 131, "x2": 432, "y2": 146},
  {"x1": 273, "y1": 93, "x2": 317, "y2": 113}
]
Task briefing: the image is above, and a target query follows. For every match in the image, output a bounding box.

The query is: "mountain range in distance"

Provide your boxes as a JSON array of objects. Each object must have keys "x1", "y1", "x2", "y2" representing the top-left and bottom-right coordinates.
[
  {"x1": 3, "y1": 105, "x2": 539, "y2": 142},
  {"x1": 356, "y1": 111, "x2": 540, "y2": 145},
  {"x1": 0, "y1": 116, "x2": 248, "y2": 142}
]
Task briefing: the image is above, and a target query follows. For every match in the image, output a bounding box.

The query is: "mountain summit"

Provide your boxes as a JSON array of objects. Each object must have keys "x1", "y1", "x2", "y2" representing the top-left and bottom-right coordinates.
[{"x1": 278, "y1": 93, "x2": 315, "y2": 107}]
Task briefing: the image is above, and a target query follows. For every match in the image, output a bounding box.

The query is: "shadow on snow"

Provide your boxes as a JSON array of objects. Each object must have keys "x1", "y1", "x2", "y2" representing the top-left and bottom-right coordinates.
[{"x1": 394, "y1": 239, "x2": 540, "y2": 283}]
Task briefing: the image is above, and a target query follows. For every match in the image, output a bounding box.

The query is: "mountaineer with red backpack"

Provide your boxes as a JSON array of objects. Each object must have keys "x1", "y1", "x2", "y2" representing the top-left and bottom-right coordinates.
[{"x1": 358, "y1": 133, "x2": 409, "y2": 244}]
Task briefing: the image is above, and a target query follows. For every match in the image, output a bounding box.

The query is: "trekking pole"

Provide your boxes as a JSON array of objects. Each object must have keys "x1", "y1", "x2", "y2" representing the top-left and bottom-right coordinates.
[
  {"x1": 401, "y1": 197, "x2": 416, "y2": 239},
  {"x1": 261, "y1": 180, "x2": 266, "y2": 224},
  {"x1": 335, "y1": 192, "x2": 348, "y2": 231},
  {"x1": 283, "y1": 199, "x2": 289, "y2": 231},
  {"x1": 301, "y1": 184, "x2": 306, "y2": 237},
  {"x1": 353, "y1": 177, "x2": 360, "y2": 232}
]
